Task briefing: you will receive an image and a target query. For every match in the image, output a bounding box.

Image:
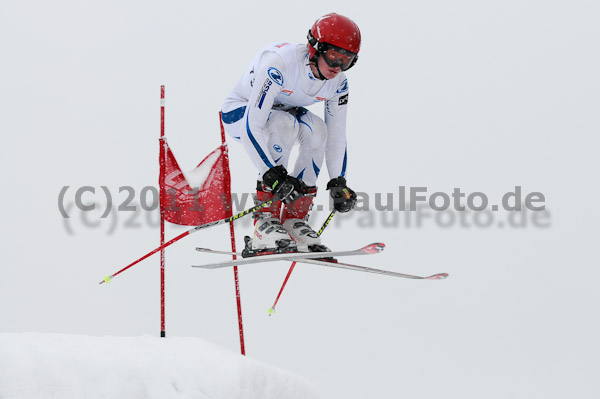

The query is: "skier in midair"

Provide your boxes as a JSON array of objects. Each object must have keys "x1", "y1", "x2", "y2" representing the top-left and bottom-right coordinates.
[{"x1": 221, "y1": 13, "x2": 359, "y2": 253}]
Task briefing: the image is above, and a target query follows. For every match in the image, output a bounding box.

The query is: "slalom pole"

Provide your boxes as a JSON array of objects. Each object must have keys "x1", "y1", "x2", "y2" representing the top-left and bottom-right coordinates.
[
  {"x1": 159, "y1": 85, "x2": 166, "y2": 337},
  {"x1": 99, "y1": 199, "x2": 277, "y2": 285},
  {"x1": 268, "y1": 210, "x2": 336, "y2": 315},
  {"x1": 219, "y1": 111, "x2": 246, "y2": 356}
]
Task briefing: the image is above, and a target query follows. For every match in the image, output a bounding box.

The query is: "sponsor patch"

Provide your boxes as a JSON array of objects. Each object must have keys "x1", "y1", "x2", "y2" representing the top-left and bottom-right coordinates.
[
  {"x1": 338, "y1": 94, "x2": 349, "y2": 105},
  {"x1": 267, "y1": 67, "x2": 284, "y2": 86},
  {"x1": 336, "y1": 78, "x2": 348, "y2": 94},
  {"x1": 255, "y1": 78, "x2": 273, "y2": 109},
  {"x1": 273, "y1": 144, "x2": 283, "y2": 153}
]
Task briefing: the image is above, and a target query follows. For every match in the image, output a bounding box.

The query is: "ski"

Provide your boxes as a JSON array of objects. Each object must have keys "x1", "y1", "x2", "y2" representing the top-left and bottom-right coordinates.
[
  {"x1": 195, "y1": 248, "x2": 242, "y2": 256},
  {"x1": 296, "y1": 258, "x2": 448, "y2": 280},
  {"x1": 195, "y1": 247, "x2": 448, "y2": 280},
  {"x1": 192, "y1": 243, "x2": 385, "y2": 269}
]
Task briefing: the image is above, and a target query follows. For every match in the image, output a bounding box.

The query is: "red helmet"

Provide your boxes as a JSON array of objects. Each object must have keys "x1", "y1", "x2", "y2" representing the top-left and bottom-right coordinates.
[{"x1": 307, "y1": 13, "x2": 361, "y2": 71}]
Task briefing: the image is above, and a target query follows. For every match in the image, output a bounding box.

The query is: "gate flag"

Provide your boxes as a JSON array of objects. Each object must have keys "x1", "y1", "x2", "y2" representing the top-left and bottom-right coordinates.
[{"x1": 160, "y1": 140, "x2": 232, "y2": 226}]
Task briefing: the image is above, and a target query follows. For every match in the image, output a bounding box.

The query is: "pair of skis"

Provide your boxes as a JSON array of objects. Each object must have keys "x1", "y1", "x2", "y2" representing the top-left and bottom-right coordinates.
[{"x1": 192, "y1": 242, "x2": 449, "y2": 281}]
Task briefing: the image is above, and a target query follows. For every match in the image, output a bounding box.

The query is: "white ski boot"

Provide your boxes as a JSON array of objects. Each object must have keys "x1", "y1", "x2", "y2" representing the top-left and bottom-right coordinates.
[
  {"x1": 281, "y1": 187, "x2": 329, "y2": 253},
  {"x1": 245, "y1": 185, "x2": 295, "y2": 254},
  {"x1": 252, "y1": 216, "x2": 293, "y2": 250}
]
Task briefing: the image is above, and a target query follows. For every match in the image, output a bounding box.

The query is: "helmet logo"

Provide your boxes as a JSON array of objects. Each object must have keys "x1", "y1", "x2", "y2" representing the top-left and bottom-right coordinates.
[
  {"x1": 267, "y1": 67, "x2": 284, "y2": 86},
  {"x1": 315, "y1": 15, "x2": 332, "y2": 40}
]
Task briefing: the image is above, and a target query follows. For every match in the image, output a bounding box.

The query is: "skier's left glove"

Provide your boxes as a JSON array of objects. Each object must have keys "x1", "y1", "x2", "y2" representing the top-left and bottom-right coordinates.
[{"x1": 327, "y1": 177, "x2": 357, "y2": 213}]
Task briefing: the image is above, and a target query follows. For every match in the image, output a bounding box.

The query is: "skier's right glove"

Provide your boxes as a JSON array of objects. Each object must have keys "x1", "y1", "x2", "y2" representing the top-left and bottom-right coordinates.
[
  {"x1": 327, "y1": 176, "x2": 357, "y2": 213},
  {"x1": 262, "y1": 165, "x2": 307, "y2": 204}
]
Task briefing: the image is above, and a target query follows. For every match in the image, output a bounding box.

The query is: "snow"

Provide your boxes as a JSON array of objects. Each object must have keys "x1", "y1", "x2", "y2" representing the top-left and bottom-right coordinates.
[
  {"x1": 0, "y1": 333, "x2": 321, "y2": 399},
  {"x1": 184, "y1": 148, "x2": 222, "y2": 189}
]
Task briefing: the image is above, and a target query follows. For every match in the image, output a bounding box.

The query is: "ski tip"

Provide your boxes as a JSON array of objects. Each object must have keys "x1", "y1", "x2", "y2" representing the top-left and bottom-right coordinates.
[
  {"x1": 427, "y1": 273, "x2": 449, "y2": 280},
  {"x1": 361, "y1": 243, "x2": 386, "y2": 254}
]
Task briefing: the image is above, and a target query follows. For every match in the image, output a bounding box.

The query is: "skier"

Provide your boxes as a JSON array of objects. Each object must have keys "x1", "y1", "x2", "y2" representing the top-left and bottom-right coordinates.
[{"x1": 221, "y1": 13, "x2": 360, "y2": 253}]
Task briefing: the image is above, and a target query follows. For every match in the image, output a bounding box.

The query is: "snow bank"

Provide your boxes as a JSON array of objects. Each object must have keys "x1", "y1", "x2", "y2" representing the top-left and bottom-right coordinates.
[{"x1": 0, "y1": 333, "x2": 321, "y2": 399}]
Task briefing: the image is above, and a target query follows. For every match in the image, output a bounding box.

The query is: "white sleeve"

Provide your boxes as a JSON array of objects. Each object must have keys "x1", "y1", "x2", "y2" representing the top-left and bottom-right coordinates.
[
  {"x1": 239, "y1": 51, "x2": 286, "y2": 174},
  {"x1": 324, "y1": 78, "x2": 350, "y2": 179}
]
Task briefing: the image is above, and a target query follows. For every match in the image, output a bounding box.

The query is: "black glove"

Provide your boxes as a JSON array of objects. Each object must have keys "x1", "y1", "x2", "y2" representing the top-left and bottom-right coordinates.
[
  {"x1": 327, "y1": 177, "x2": 357, "y2": 213},
  {"x1": 262, "y1": 165, "x2": 307, "y2": 204}
]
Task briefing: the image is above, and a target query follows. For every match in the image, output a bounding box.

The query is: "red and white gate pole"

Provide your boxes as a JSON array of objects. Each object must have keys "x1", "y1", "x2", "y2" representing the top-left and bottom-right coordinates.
[
  {"x1": 220, "y1": 112, "x2": 246, "y2": 355},
  {"x1": 160, "y1": 85, "x2": 166, "y2": 338}
]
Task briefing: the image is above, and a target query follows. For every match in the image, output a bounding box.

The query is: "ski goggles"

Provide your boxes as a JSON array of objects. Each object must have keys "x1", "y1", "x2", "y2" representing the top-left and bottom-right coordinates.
[{"x1": 320, "y1": 43, "x2": 358, "y2": 71}]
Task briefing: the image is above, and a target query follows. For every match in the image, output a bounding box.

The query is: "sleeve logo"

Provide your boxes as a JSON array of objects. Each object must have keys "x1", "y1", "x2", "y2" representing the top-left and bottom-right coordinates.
[
  {"x1": 338, "y1": 93, "x2": 349, "y2": 105},
  {"x1": 255, "y1": 78, "x2": 273, "y2": 109},
  {"x1": 267, "y1": 67, "x2": 284, "y2": 86},
  {"x1": 336, "y1": 78, "x2": 348, "y2": 94}
]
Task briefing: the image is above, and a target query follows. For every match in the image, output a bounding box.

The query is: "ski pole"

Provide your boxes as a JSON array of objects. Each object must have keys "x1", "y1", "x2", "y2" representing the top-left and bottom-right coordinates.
[
  {"x1": 100, "y1": 198, "x2": 277, "y2": 285},
  {"x1": 268, "y1": 210, "x2": 336, "y2": 315},
  {"x1": 317, "y1": 209, "x2": 336, "y2": 236}
]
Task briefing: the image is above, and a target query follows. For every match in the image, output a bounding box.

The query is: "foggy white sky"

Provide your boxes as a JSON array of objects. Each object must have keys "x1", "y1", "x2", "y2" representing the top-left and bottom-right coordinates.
[{"x1": 1, "y1": 1, "x2": 599, "y2": 398}]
